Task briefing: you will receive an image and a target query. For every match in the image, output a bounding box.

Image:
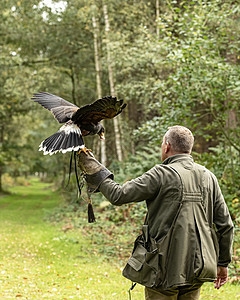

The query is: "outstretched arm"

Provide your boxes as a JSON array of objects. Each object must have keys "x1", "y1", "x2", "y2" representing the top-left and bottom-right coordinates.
[
  {"x1": 99, "y1": 169, "x2": 161, "y2": 206},
  {"x1": 78, "y1": 151, "x2": 161, "y2": 205}
]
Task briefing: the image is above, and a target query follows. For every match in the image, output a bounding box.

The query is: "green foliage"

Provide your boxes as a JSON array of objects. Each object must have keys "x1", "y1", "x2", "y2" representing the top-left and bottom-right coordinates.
[
  {"x1": 1, "y1": 0, "x2": 240, "y2": 184},
  {"x1": 111, "y1": 145, "x2": 162, "y2": 182},
  {"x1": 194, "y1": 144, "x2": 240, "y2": 222},
  {"x1": 110, "y1": 0, "x2": 240, "y2": 155}
]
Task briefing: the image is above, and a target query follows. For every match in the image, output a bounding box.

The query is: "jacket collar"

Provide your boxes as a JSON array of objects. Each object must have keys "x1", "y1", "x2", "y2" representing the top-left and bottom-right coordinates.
[{"x1": 162, "y1": 154, "x2": 193, "y2": 165}]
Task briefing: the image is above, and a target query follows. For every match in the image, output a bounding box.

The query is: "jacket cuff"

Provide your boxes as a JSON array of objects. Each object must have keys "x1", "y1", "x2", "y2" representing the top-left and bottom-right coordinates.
[
  {"x1": 86, "y1": 168, "x2": 114, "y2": 193},
  {"x1": 217, "y1": 262, "x2": 230, "y2": 268}
]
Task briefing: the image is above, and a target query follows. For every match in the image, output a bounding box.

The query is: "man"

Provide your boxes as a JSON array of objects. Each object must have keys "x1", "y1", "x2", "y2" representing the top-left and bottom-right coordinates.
[{"x1": 78, "y1": 125, "x2": 234, "y2": 300}]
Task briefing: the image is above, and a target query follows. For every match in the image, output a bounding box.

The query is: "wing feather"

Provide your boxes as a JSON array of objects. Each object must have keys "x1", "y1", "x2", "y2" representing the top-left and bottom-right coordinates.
[
  {"x1": 32, "y1": 92, "x2": 79, "y2": 123},
  {"x1": 72, "y1": 96, "x2": 126, "y2": 124}
]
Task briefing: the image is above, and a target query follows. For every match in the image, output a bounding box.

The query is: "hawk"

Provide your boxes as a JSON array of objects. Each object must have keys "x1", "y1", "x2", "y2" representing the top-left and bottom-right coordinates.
[{"x1": 32, "y1": 92, "x2": 126, "y2": 155}]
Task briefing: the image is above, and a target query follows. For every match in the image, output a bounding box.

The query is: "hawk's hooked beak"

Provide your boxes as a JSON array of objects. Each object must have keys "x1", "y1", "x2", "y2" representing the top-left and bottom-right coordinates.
[{"x1": 100, "y1": 132, "x2": 105, "y2": 140}]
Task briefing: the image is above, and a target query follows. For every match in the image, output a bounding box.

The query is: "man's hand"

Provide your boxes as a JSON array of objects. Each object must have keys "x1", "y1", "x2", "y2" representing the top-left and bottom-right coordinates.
[{"x1": 214, "y1": 266, "x2": 228, "y2": 289}]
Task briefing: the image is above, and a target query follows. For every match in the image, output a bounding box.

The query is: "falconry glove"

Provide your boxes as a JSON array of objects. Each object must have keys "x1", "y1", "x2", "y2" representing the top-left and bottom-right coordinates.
[{"x1": 78, "y1": 151, "x2": 113, "y2": 193}]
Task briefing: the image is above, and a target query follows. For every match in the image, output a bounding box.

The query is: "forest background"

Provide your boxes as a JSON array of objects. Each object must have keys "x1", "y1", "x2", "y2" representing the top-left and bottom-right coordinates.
[{"x1": 0, "y1": 0, "x2": 239, "y2": 280}]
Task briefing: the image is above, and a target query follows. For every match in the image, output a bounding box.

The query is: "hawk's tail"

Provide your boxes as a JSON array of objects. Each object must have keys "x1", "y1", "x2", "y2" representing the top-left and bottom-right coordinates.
[{"x1": 39, "y1": 122, "x2": 85, "y2": 155}]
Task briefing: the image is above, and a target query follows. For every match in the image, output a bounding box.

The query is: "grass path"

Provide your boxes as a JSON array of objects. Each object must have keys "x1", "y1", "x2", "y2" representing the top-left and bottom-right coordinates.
[
  {"x1": 0, "y1": 179, "x2": 239, "y2": 299},
  {"x1": 0, "y1": 179, "x2": 144, "y2": 299}
]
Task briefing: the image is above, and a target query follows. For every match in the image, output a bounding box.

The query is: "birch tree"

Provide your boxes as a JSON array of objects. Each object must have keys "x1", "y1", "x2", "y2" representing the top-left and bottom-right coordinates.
[
  {"x1": 103, "y1": 3, "x2": 123, "y2": 161},
  {"x1": 156, "y1": 0, "x2": 160, "y2": 37},
  {"x1": 92, "y1": 13, "x2": 107, "y2": 165}
]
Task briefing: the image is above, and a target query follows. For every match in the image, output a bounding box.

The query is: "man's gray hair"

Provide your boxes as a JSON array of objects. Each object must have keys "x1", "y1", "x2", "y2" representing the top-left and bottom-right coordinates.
[{"x1": 164, "y1": 125, "x2": 194, "y2": 154}]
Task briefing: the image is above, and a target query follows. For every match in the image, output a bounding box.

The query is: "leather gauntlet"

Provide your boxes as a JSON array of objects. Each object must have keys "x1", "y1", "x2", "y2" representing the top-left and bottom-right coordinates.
[{"x1": 78, "y1": 151, "x2": 113, "y2": 192}]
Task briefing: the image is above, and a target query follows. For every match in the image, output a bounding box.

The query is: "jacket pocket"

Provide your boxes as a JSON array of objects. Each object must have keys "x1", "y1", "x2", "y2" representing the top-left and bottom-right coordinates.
[{"x1": 122, "y1": 235, "x2": 160, "y2": 287}]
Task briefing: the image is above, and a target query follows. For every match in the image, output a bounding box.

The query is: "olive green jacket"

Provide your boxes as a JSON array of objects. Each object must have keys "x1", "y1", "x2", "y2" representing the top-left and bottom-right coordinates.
[{"x1": 99, "y1": 154, "x2": 234, "y2": 287}]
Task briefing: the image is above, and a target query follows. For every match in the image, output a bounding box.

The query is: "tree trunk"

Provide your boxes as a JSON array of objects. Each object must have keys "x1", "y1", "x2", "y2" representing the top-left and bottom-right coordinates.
[
  {"x1": 70, "y1": 65, "x2": 77, "y2": 105},
  {"x1": 103, "y1": 3, "x2": 123, "y2": 161},
  {"x1": 156, "y1": 0, "x2": 160, "y2": 37},
  {"x1": 92, "y1": 14, "x2": 107, "y2": 165},
  {"x1": 226, "y1": 109, "x2": 237, "y2": 129}
]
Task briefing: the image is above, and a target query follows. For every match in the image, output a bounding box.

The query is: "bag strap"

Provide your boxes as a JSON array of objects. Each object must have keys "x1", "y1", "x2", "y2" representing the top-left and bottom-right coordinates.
[
  {"x1": 142, "y1": 211, "x2": 149, "y2": 244},
  {"x1": 128, "y1": 282, "x2": 137, "y2": 300},
  {"x1": 143, "y1": 211, "x2": 149, "y2": 225},
  {"x1": 126, "y1": 214, "x2": 148, "y2": 299}
]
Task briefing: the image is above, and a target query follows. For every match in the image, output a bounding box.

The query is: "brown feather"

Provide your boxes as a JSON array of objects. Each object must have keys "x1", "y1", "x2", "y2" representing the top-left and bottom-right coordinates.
[{"x1": 72, "y1": 96, "x2": 126, "y2": 125}]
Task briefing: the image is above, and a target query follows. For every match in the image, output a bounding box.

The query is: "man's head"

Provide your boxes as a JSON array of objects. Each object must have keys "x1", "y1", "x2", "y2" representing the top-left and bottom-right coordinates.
[{"x1": 161, "y1": 125, "x2": 194, "y2": 161}]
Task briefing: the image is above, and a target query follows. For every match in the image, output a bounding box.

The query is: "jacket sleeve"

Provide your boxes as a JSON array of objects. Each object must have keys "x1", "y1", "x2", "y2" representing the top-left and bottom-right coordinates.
[
  {"x1": 99, "y1": 166, "x2": 162, "y2": 206},
  {"x1": 212, "y1": 175, "x2": 234, "y2": 267}
]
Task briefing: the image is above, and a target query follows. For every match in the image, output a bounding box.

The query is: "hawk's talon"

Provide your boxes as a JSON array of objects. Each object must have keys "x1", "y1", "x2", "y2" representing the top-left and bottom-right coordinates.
[{"x1": 78, "y1": 147, "x2": 92, "y2": 156}]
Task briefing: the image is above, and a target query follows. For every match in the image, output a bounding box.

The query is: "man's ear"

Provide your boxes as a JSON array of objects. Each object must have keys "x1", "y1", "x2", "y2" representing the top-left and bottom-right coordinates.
[{"x1": 166, "y1": 142, "x2": 171, "y2": 153}]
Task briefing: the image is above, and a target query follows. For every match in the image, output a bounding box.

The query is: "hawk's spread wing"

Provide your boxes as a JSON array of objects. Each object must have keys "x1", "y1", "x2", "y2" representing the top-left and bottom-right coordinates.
[
  {"x1": 72, "y1": 96, "x2": 126, "y2": 125},
  {"x1": 32, "y1": 92, "x2": 79, "y2": 123}
]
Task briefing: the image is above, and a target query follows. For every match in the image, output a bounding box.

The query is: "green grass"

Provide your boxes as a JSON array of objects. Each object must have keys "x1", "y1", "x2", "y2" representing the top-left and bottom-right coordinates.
[{"x1": 0, "y1": 178, "x2": 239, "y2": 299}]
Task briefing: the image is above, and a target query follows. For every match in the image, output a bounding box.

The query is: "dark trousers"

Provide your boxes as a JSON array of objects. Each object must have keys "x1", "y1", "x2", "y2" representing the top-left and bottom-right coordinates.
[{"x1": 145, "y1": 284, "x2": 202, "y2": 300}]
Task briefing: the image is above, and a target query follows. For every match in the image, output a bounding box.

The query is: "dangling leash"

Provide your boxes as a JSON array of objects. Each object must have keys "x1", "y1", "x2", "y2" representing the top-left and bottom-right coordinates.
[
  {"x1": 65, "y1": 151, "x2": 95, "y2": 223},
  {"x1": 74, "y1": 151, "x2": 83, "y2": 195},
  {"x1": 66, "y1": 151, "x2": 85, "y2": 195},
  {"x1": 65, "y1": 151, "x2": 74, "y2": 189},
  {"x1": 128, "y1": 282, "x2": 137, "y2": 300}
]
